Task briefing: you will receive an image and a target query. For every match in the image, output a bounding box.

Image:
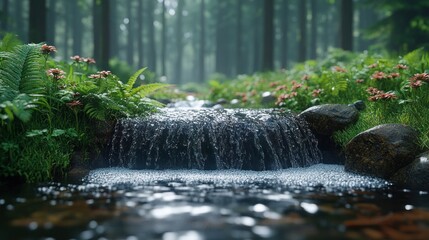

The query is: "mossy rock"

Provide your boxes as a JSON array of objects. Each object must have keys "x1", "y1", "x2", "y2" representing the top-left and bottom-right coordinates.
[{"x1": 345, "y1": 124, "x2": 420, "y2": 179}]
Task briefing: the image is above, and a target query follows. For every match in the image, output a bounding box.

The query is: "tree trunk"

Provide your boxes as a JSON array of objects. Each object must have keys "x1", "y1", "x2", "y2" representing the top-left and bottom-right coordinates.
[
  {"x1": 1, "y1": 0, "x2": 9, "y2": 37},
  {"x1": 161, "y1": 0, "x2": 166, "y2": 76},
  {"x1": 174, "y1": 0, "x2": 183, "y2": 84},
  {"x1": 147, "y1": 0, "x2": 156, "y2": 73},
  {"x1": 93, "y1": 0, "x2": 110, "y2": 69},
  {"x1": 110, "y1": 0, "x2": 119, "y2": 58},
  {"x1": 215, "y1": 1, "x2": 224, "y2": 74},
  {"x1": 340, "y1": 0, "x2": 353, "y2": 51},
  {"x1": 252, "y1": 0, "x2": 262, "y2": 72},
  {"x1": 126, "y1": 0, "x2": 135, "y2": 67},
  {"x1": 198, "y1": 0, "x2": 205, "y2": 83},
  {"x1": 28, "y1": 0, "x2": 47, "y2": 43},
  {"x1": 310, "y1": 0, "x2": 318, "y2": 59},
  {"x1": 298, "y1": 0, "x2": 307, "y2": 62},
  {"x1": 93, "y1": 0, "x2": 101, "y2": 61},
  {"x1": 262, "y1": 0, "x2": 274, "y2": 71},
  {"x1": 100, "y1": 0, "x2": 110, "y2": 70},
  {"x1": 235, "y1": 0, "x2": 243, "y2": 74},
  {"x1": 72, "y1": 0, "x2": 82, "y2": 55},
  {"x1": 63, "y1": 0, "x2": 71, "y2": 58},
  {"x1": 137, "y1": 0, "x2": 144, "y2": 68},
  {"x1": 280, "y1": 0, "x2": 289, "y2": 68},
  {"x1": 46, "y1": 0, "x2": 56, "y2": 46}
]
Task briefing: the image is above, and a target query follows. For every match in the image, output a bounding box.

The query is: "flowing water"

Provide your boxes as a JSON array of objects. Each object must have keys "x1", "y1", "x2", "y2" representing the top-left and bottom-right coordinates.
[{"x1": 107, "y1": 109, "x2": 321, "y2": 170}]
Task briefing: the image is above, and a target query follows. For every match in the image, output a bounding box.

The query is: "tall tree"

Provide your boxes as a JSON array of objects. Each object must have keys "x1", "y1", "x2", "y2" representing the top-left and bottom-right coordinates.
[
  {"x1": 147, "y1": 0, "x2": 156, "y2": 73},
  {"x1": 1, "y1": 0, "x2": 9, "y2": 37},
  {"x1": 46, "y1": 0, "x2": 56, "y2": 46},
  {"x1": 93, "y1": 0, "x2": 110, "y2": 70},
  {"x1": 137, "y1": 0, "x2": 144, "y2": 68},
  {"x1": 175, "y1": 0, "x2": 184, "y2": 84},
  {"x1": 29, "y1": 0, "x2": 47, "y2": 43},
  {"x1": 340, "y1": 0, "x2": 353, "y2": 51},
  {"x1": 109, "y1": 0, "x2": 119, "y2": 58},
  {"x1": 127, "y1": 0, "x2": 135, "y2": 67},
  {"x1": 161, "y1": 0, "x2": 166, "y2": 76},
  {"x1": 262, "y1": 0, "x2": 274, "y2": 71},
  {"x1": 252, "y1": 0, "x2": 262, "y2": 72},
  {"x1": 310, "y1": 0, "x2": 318, "y2": 59},
  {"x1": 235, "y1": 0, "x2": 243, "y2": 74},
  {"x1": 280, "y1": 0, "x2": 289, "y2": 68},
  {"x1": 198, "y1": 0, "x2": 205, "y2": 82},
  {"x1": 298, "y1": 0, "x2": 307, "y2": 62},
  {"x1": 72, "y1": 0, "x2": 83, "y2": 55},
  {"x1": 63, "y1": 0, "x2": 71, "y2": 58}
]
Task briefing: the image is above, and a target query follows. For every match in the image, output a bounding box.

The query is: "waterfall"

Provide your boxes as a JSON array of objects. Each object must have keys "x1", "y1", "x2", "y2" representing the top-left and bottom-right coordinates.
[{"x1": 107, "y1": 108, "x2": 322, "y2": 170}]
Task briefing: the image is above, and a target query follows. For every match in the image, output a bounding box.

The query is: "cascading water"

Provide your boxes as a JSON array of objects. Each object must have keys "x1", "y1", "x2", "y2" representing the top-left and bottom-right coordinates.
[{"x1": 107, "y1": 108, "x2": 322, "y2": 170}]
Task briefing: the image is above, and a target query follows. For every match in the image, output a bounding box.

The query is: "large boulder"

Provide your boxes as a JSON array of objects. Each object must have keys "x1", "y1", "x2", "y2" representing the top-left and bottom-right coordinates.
[
  {"x1": 345, "y1": 124, "x2": 420, "y2": 179},
  {"x1": 391, "y1": 151, "x2": 429, "y2": 190},
  {"x1": 298, "y1": 104, "x2": 359, "y2": 136}
]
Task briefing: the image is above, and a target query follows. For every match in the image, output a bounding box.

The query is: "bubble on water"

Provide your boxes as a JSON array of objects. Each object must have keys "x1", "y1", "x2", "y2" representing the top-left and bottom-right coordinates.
[
  {"x1": 300, "y1": 202, "x2": 318, "y2": 214},
  {"x1": 85, "y1": 164, "x2": 390, "y2": 190},
  {"x1": 253, "y1": 225, "x2": 274, "y2": 238},
  {"x1": 28, "y1": 222, "x2": 38, "y2": 230}
]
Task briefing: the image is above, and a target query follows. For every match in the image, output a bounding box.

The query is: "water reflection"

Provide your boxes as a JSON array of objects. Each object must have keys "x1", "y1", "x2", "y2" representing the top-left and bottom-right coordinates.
[{"x1": 0, "y1": 164, "x2": 428, "y2": 239}]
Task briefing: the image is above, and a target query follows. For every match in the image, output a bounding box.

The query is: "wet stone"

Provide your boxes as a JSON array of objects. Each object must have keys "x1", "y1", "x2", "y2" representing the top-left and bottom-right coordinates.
[
  {"x1": 298, "y1": 104, "x2": 359, "y2": 136},
  {"x1": 345, "y1": 124, "x2": 420, "y2": 179},
  {"x1": 391, "y1": 151, "x2": 429, "y2": 190}
]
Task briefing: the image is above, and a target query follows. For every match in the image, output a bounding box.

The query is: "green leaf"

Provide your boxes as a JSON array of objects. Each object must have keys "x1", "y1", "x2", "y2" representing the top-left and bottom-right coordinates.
[
  {"x1": 125, "y1": 67, "x2": 147, "y2": 93},
  {"x1": 51, "y1": 129, "x2": 66, "y2": 137},
  {"x1": 130, "y1": 83, "x2": 168, "y2": 97},
  {"x1": 26, "y1": 129, "x2": 48, "y2": 137}
]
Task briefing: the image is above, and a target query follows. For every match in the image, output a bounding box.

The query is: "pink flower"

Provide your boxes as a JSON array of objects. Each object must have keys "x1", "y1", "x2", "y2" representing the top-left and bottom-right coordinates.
[
  {"x1": 83, "y1": 58, "x2": 96, "y2": 64},
  {"x1": 301, "y1": 74, "x2": 310, "y2": 81},
  {"x1": 46, "y1": 68, "x2": 65, "y2": 80},
  {"x1": 368, "y1": 63, "x2": 378, "y2": 69},
  {"x1": 388, "y1": 72, "x2": 400, "y2": 78},
  {"x1": 395, "y1": 64, "x2": 408, "y2": 70},
  {"x1": 41, "y1": 44, "x2": 57, "y2": 54},
  {"x1": 312, "y1": 89, "x2": 322, "y2": 97},
  {"x1": 355, "y1": 79, "x2": 364, "y2": 84},
  {"x1": 70, "y1": 55, "x2": 82, "y2": 62},
  {"x1": 371, "y1": 71, "x2": 386, "y2": 80},
  {"x1": 410, "y1": 73, "x2": 429, "y2": 82},
  {"x1": 333, "y1": 66, "x2": 347, "y2": 73}
]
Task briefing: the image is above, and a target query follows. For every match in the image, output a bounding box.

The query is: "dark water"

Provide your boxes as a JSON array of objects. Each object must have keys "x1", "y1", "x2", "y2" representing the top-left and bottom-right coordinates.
[
  {"x1": 1, "y1": 164, "x2": 429, "y2": 240},
  {"x1": 108, "y1": 109, "x2": 321, "y2": 170}
]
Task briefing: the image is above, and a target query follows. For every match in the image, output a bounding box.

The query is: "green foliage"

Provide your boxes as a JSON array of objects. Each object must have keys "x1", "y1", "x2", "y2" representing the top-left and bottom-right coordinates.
[
  {"x1": 0, "y1": 44, "x2": 45, "y2": 124},
  {"x1": 208, "y1": 48, "x2": 429, "y2": 148},
  {"x1": 0, "y1": 38, "x2": 167, "y2": 182}
]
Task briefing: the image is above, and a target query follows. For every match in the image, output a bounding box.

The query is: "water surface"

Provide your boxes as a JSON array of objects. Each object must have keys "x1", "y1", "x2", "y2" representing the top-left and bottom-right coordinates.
[{"x1": 1, "y1": 164, "x2": 429, "y2": 239}]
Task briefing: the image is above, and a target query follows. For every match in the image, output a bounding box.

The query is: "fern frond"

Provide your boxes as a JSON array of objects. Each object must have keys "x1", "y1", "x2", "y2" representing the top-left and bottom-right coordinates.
[
  {"x1": 125, "y1": 67, "x2": 147, "y2": 92},
  {"x1": 0, "y1": 33, "x2": 22, "y2": 52},
  {"x1": 130, "y1": 83, "x2": 168, "y2": 97},
  {"x1": 0, "y1": 44, "x2": 45, "y2": 100}
]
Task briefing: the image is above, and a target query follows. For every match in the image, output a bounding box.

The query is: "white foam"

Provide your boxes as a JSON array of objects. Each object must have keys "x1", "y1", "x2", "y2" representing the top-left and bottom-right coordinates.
[{"x1": 85, "y1": 164, "x2": 390, "y2": 190}]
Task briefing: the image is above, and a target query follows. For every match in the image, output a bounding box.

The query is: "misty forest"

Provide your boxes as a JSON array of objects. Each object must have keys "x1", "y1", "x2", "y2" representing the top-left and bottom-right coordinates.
[{"x1": 3, "y1": 0, "x2": 424, "y2": 84}]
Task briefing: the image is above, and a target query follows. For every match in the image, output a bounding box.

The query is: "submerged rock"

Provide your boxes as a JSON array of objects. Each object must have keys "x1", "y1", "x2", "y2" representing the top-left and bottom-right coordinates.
[
  {"x1": 345, "y1": 124, "x2": 420, "y2": 179},
  {"x1": 391, "y1": 151, "x2": 429, "y2": 190},
  {"x1": 298, "y1": 104, "x2": 359, "y2": 136}
]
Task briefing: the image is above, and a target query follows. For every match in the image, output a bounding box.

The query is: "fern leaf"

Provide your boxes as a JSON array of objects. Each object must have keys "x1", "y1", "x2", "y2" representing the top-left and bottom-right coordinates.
[
  {"x1": 125, "y1": 67, "x2": 146, "y2": 92},
  {"x1": 0, "y1": 44, "x2": 45, "y2": 100},
  {"x1": 130, "y1": 83, "x2": 168, "y2": 97}
]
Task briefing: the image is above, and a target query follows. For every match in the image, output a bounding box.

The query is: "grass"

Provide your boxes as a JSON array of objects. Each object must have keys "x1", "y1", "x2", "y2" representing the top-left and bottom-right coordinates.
[{"x1": 207, "y1": 48, "x2": 429, "y2": 149}]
